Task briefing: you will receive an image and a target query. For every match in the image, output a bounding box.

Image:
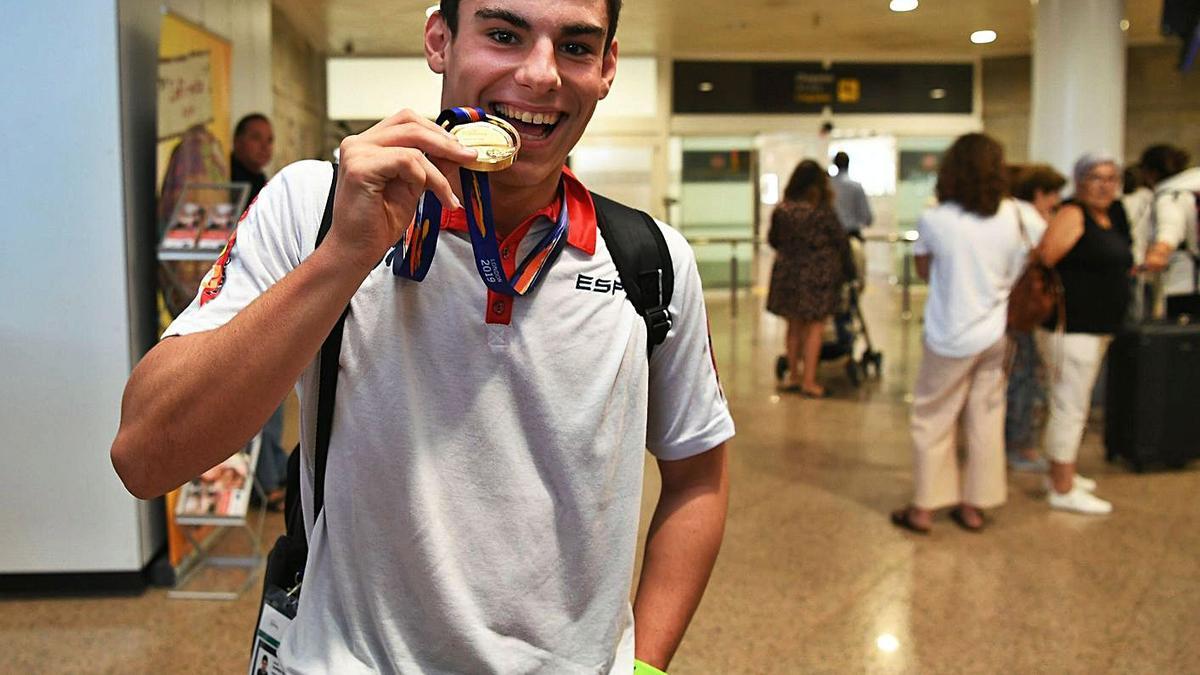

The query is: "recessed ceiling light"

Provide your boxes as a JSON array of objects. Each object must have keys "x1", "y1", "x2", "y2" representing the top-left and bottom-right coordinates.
[
  {"x1": 698, "y1": 81, "x2": 715, "y2": 93},
  {"x1": 890, "y1": 0, "x2": 918, "y2": 11},
  {"x1": 970, "y1": 30, "x2": 997, "y2": 44},
  {"x1": 929, "y1": 88, "x2": 947, "y2": 99},
  {"x1": 1120, "y1": 19, "x2": 1130, "y2": 31},
  {"x1": 425, "y1": 4, "x2": 439, "y2": 18}
]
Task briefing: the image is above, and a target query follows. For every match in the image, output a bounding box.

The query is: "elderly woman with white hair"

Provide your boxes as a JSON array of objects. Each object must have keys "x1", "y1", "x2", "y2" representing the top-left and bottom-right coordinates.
[{"x1": 1035, "y1": 153, "x2": 1133, "y2": 514}]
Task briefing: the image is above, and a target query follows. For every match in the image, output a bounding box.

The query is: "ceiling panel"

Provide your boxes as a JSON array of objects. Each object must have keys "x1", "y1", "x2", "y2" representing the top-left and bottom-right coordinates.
[{"x1": 274, "y1": 0, "x2": 1166, "y2": 58}]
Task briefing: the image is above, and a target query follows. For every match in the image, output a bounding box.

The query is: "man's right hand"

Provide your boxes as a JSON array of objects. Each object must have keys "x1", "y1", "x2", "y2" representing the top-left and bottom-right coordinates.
[{"x1": 326, "y1": 109, "x2": 478, "y2": 271}]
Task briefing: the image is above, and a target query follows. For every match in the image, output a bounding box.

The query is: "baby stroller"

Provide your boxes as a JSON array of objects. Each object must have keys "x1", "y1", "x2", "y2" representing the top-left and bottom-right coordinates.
[
  {"x1": 774, "y1": 239, "x2": 883, "y2": 388},
  {"x1": 774, "y1": 283, "x2": 883, "y2": 388}
]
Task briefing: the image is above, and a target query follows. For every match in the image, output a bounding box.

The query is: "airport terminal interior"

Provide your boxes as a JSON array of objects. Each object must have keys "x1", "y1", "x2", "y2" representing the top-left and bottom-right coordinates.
[{"x1": 3, "y1": 0, "x2": 1200, "y2": 673}]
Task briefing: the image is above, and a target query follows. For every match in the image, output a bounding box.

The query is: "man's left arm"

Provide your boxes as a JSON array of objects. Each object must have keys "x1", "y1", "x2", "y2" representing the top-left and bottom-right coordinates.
[{"x1": 633, "y1": 443, "x2": 729, "y2": 670}]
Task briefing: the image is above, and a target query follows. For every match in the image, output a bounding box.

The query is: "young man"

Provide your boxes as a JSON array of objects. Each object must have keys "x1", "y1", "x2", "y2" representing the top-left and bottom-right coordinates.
[{"x1": 110, "y1": 1, "x2": 734, "y2": 672}]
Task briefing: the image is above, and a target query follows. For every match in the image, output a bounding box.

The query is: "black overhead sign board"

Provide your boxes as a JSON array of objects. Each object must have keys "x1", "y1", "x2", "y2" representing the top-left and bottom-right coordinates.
[{"x1": 673, "y1": 61, "x2": 974, "y2": 115}]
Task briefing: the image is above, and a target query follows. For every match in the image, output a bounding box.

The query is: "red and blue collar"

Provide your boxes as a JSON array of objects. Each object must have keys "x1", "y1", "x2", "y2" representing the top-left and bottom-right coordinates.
[{"x1": 440, "y1": 166, "x2": 597, "y2": 256}]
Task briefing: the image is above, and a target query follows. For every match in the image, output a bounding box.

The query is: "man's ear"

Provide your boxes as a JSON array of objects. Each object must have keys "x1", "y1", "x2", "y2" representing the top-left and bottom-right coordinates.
[
  {"x1": 425, "y1": 11, "x2": 450, "y2": 74},
  {"x1": 598, "y1": 39, "x2": 618, "y2": 100}
]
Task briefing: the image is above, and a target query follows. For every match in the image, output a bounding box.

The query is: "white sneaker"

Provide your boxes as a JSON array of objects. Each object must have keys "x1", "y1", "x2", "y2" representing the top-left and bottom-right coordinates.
[
  {"x1": 1042, "y1": 474, "x2": 1097, "y2": 493},
  {"x1": 1048, "y1": 486, "x2": 1113, "y2": 515}
]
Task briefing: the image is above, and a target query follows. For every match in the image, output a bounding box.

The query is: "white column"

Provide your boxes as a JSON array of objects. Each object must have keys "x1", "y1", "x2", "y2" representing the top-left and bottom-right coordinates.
[
  {"x1": 0, "y1": 0, "x2": 163, "y2": 575},
  {"x1": 1029, "y1": 0, "x2": 1126, "y2": 180}
]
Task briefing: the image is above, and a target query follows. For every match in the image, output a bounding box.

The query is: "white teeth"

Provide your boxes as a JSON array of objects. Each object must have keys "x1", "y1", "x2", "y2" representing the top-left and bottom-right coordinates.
[{"x1": 496, "y1": 104, "x2": 559, "y2": 126}]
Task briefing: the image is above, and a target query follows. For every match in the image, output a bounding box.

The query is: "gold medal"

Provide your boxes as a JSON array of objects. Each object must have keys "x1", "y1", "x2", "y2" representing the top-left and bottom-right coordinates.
[{"x1": 448, "y1": 115, "x2": 520, "y2": 172}]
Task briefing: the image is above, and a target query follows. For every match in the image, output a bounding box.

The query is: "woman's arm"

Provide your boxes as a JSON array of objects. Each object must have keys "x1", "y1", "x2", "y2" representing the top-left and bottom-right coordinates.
[
  {"x1": 1037, "y1": 203, "x2": 1086, "y2": 267},
  {"x1": 767, "y1": 206, "x2": 785, "y2": 250}
]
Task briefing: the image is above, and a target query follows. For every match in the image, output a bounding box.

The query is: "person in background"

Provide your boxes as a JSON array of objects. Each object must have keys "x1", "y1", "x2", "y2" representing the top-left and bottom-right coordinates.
[
  {"x1": 891, "y1": 133, "x2": 1040, "y2": 533},
  {"x1": 231, "y1": 113, "x2": 275, "y2": 203},
  {"x1": 1035, "y1": 153, "x2": 1132, "y2": 515},
  {"x1": 766, "y1": 160, "x2": 852, "y2": 398},
  {"x1": 231, "y1": 113, "x2": 286, "y2": 509},
  {"x1": 830, "y1": 151, "x2": 873, "y2": 238},
  {"x1": 1138, "y1": 145, "x2": 1200, "y2": 304},
  {"x1": 1005, "y1": 164, "x2": 1066, "y2": 473}
]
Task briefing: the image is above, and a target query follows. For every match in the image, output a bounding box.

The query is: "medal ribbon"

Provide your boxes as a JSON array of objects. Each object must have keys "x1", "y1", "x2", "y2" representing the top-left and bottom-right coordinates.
[{"x1": 389, "y1": 106, "x2": 569, "y2": 296}]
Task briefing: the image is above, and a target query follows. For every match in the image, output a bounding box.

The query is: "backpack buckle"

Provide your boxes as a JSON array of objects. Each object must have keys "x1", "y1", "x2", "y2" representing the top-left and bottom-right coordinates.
[{"x1": 646, "y1": 306, "x2": 673, "y2": 343}]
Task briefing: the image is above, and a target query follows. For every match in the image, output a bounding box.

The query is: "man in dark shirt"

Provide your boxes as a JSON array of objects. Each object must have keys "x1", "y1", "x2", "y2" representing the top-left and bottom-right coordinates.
[{"x1": 231, "y1": 113, "x2": 274, "y2": 202}]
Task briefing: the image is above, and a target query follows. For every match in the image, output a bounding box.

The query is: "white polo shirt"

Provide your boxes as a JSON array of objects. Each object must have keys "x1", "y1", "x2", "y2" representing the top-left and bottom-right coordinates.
[{"x1": 164, "y1": 160, "x2": 735, "y2": 674}]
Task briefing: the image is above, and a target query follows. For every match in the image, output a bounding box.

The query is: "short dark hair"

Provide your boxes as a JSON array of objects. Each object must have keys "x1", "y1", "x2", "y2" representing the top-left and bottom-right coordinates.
[
  {"x1": 833, "y1": 152, "x2": 850, "y2": 171},
  {"x1": 439, "y1": 0, "x2": 622, "y2": 53},
  {"x1": 1140, "y1": 144, "x2": 1191, "y2": 183},
  {"x1": 783, "y1": 159, "x2": 832, "y2": 207},
  {"x1": 936, "y1": 133, "x2": 1008, "y2": 217},
  {"x1": 1011, "y1": 163, "x2": 1066, "y2": 202},
  {"x1": 234, "y1": 113, "x2": 270, "y2": 139}
]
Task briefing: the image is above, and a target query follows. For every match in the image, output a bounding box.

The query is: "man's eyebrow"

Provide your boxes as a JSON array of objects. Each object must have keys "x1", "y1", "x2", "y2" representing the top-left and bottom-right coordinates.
[
  {"x1": 475, "y1": 8, "x2": 531, "y2": 30},
  {"x1": 562, "y1": 22, "x2": 605, "y2": 40}
]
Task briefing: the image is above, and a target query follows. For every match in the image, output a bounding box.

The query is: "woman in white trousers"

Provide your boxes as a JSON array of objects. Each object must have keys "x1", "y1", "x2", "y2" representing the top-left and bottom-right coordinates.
[
  {"x1": 1035, "y1": 154, "x2": 1133, "y2": 515},
  {"x1": 891, "y1": 134, "x2": 1038, "y2": 533}
]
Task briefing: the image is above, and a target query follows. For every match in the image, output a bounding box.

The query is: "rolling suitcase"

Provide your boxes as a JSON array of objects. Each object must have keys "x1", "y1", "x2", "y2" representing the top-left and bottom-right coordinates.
[{"x1": 1104, "y1": 321, "x2": 1200, "y2": 471}]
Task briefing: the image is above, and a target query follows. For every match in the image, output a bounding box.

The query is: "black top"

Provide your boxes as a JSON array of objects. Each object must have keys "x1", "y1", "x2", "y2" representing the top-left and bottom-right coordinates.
[
  {"x1": 231, "y1": 154, "x2": 267, "y2": 203},
  {"x1": 1049, "y1": 199, "x2": 1132, "y2": 334}
]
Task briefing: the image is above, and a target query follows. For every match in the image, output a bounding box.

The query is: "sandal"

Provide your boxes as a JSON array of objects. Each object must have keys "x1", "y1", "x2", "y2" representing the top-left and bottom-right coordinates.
[
  {"x1": 890, "y1": 507, "x2": 931, "y2": 535},
  {"x1": 800, "y1": 388, "x2": 831, "y2": 399},
  {"x1": 778, "y1": 383, "x2": 803, "y2": 393},
  {"x1": 949, "y1": 506, "x2": 986, "y2": 532}
]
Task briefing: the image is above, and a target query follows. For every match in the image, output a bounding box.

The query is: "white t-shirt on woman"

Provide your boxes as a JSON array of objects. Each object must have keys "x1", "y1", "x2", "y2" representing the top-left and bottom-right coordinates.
[{"x1": 914, "y1": 199, "x2": 1046, "y2": 358}]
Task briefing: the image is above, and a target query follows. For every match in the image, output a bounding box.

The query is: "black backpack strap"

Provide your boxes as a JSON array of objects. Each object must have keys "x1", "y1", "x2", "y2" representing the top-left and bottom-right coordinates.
[
  {"x1": 591, "y1": 192, "x2": 674, "y2": 356},
  {"x1": 312, "y1": 163, "x2": 343, "y2": 518}
]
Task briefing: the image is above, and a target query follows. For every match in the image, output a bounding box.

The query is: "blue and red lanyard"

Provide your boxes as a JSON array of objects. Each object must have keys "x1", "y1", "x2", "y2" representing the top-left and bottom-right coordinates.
[{"x1": 386, "y1": 107, "x2": 569, "y2": 296}]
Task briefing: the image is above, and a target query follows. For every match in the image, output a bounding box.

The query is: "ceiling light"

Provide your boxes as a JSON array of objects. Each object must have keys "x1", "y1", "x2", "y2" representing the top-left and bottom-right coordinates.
[
  {"x1": 970, "y1": 30, "x2": 997, "y2": 44},
  {"x1": 889, "y1": 0, "x2": 918, "y2": 11},
  {"x1": 1120, "y1": 19, "x2": 1130, "y2": 31},
  {"x1": 425, "y1": 4, "x2": 439, "y2": 18},
  {"x1": 698, "y1": 81, "x2": 715, "y2": 93},
  {"x1": 929, "y1": 88, "x2": 947, "y2": 99}
]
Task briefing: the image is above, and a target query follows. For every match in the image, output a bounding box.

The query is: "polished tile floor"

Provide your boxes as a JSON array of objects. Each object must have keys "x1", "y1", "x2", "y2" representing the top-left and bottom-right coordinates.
[{"x1": 2, "y1": 284, "x2": 1198, "y2": 674}]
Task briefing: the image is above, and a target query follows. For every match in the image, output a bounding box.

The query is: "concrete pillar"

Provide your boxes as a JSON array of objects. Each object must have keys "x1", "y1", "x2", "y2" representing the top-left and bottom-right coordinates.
[{"x1": 1029, "y1": 0, "x2": 1126, "y2": 180}]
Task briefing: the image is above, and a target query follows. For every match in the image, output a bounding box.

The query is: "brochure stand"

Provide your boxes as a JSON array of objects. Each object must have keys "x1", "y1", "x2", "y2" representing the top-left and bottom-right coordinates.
[
  {"x1": 158, "y1": 181, "x2": 249, "y2": 316},
  {"x1": 168, "y1": 434, "x2": 267, "y2": 601}
]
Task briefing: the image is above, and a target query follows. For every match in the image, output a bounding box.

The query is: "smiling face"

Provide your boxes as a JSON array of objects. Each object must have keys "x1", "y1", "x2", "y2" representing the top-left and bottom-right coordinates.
[{"x1": 425, "y1": 0, "x2": 618, "y2": 191}]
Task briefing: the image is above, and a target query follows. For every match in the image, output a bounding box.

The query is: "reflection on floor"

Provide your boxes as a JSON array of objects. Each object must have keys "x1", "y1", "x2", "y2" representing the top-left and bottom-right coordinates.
[{"x1": 2, "y1": 285, "x2": 1198, "y2": 674}]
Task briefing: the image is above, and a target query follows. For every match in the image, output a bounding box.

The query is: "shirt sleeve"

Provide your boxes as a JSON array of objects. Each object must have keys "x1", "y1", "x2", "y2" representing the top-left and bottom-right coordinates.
[
  {"x1": 1017, "y1": 200, "x2": 1048, "y2": 246},
  {"x1": 913, "y1": 210, "x2": 933, "y2": 256},
  {"x1": 646, "y1": 223, "x2": 736, "y2": 461},
  {"x1": 1153, "y1": 192, "x2": 1188, "y2": 249},
  {"x1": 856, "y1": 184, "x2": 874, "y2": 227},
  {"x1": 162, "y1": 160, "x2": 333, "y2": 339}
]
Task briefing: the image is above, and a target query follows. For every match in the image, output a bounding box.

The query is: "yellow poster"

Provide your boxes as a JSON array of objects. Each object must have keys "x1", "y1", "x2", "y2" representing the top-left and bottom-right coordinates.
[{"x1": 157, "y1": 12, "x2": 232, "y2": 569}]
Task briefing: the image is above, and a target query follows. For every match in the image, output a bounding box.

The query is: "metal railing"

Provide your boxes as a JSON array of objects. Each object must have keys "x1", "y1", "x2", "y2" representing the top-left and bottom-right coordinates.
[
  {"x1": 861, "y1": 229, "x2": 920, "y2": 320},
  {"x1": 684, "y1": 235, "x2": 759, "y2": 317}
]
